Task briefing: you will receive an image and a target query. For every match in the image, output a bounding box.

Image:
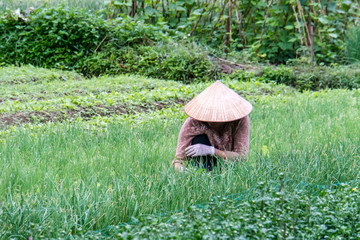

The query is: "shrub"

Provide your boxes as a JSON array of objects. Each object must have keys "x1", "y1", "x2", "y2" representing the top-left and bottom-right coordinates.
[
  {"x1": 76, "y1": 42, "x2": 216, "y2": 82},
  {"x1": 109, "y1": 17, "x2": 171, "y2": 47},
  {"x1": 0, "y1": 7, "x2": 217, "y2": 82},
  {"x1": 227, "y1": 64, "x2": 360, "y2": 91},
  {"x1": 292, "y1": 64, "x2": 360, "y2": 90},
  {"x1": 345, "y1": 25, "x2": 360, "y2": 63},
  {"x1": 124, "y1": 43, "x2": 215, "y2": 82},
  {"x1": 0, "y1": 7, "x2": 109, "y2": 70}
]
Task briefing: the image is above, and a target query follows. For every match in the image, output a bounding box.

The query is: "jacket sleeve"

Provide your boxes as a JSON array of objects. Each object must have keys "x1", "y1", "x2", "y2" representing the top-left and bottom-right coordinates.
[
  {"x1": 172, "y1": 118, "x2": 196, "y2": 164},
  {"x1": 232, "y1": 115, "x2": 250, "y2": 157}
]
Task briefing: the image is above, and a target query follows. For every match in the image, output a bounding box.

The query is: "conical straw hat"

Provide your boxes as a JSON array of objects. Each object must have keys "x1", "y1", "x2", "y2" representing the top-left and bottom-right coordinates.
[{"x1": 184, "y1": 81, "x2": 252, "y2": 122}]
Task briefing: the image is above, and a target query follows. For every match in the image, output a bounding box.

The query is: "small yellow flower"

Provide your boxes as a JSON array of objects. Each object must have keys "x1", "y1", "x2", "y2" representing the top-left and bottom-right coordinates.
[
  {"x1": 352, "y1": 187, "x2": 357, "y2": 191},
  {"x1": 261, "y1": 145, "x2": 270, "y2": 157},
  {"x1": 97, "y1": 183, "x2": 101, "y2": 187}
]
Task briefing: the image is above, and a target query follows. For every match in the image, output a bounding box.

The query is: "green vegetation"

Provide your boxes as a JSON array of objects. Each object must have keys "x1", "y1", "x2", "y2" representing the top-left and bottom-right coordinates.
[
  {"x1": 79, "y1": 180, "x2": 360, "y2": 239},
  {"x1": 226, "y1": 63, "x2": 360, "y2": 91},
  {"x1": 0, "y1": 0, "x2": 360, "y2": 238},
  {"x1": 0, "y1": 65, "x2": 292, "y2": 126},
  {"x1": 0, "y1": 7, "x2": 108, "y2": 70},
  {"x1": 1, "y1": 1, "x2": 360, "y2": 83},
  {"x1": 0, "y1": 7, "x2": 216, "y2": 81},
  {"x1": 0, "y1": 66, "x2": 359, "y2": 238},
  {"x1": 1, "y1": 0, "x2": 359, "y2": 64},
  {"x1": 0, "y1": 0, "x2": 104, "y2": 11},
  {"x1": 346, "y1": 25, "x2": 360, "y2": 63}
]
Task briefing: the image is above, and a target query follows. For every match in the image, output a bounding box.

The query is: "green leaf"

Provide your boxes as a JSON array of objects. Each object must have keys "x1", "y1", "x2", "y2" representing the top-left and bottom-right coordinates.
[
  {"x1": 176, "y1": 6, "x2": 186, "y2": 12},
  {"x1": 177, "y1": 25, "x2": 187, "y2": 29},
  {"x1": 285, "y1": 25, "x2": 294, "y2": 30},
  {"x1": 318, "y1": 16, "x2": 329, "y2": 24},
  {"x1": 329, "y1": 33, "x2": 338, "y2": 38},
  {"x1": 192, "y1": 8, "x2": 203, "y2": 16},
  {"x1": 278, "y1": 42, "x2": 292, "y2": 50},
  {"x1": 145, "y1": 7, "x2": 159, "y2": 16},
  {"x1": 343, "y1": 0, "x2": 352, "y2": 6},
  {"x1": 327, "y1": 1, "x2": 337, "y2": 12}
]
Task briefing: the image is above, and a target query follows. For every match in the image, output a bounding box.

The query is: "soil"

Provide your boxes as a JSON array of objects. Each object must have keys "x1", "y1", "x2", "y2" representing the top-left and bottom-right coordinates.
[
  {"x1": 0, "y1": 84, "x2": 277, "y2": 128},
  {"x1": 212, "y1": 57, "x2": 258, "y2": 74},
  {"x1": 0, "y1": 99, "x2": 186, "y2": 127}
]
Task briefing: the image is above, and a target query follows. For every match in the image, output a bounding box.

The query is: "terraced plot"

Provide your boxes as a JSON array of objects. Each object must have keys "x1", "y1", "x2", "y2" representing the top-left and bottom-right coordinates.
[{"x1": 0, "y1": 65, "x2": 295, "y2": 128}]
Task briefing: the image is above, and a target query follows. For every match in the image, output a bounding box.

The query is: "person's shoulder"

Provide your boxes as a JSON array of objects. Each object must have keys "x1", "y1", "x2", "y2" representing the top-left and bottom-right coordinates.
[
  {"x1": 234, "y1": 115, "x2": 250, "y2": 127},
  {"x1": 184, "y1": 117, "x2": 200, "y2": 126},
  {"x1": 240, "y1": 115, "x2": 250, "y2": 122},
  {"x1": 182, "y1": 117, "x2": 206, "y2": 129}
]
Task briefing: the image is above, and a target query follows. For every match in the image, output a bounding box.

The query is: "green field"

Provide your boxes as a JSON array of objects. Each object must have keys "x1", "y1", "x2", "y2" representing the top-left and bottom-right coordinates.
[{"x1": 0, "y1": 66, "x2": 359, "y2": 238}]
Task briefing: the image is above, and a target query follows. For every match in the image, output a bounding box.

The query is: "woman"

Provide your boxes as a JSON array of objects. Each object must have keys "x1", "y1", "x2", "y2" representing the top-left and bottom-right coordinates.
[{"x1": 172, "y1": 81, "x2": 252, "y2": 171}]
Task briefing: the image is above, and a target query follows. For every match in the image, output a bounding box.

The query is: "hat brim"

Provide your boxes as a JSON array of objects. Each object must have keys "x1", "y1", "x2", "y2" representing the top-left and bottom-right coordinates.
[{"x1": 184, "y1": 81, "x2": 252, "y2": 122}]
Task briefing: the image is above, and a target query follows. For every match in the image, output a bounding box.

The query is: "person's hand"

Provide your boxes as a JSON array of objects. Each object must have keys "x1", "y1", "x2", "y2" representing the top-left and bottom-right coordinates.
[
  {"x1": 174, "y1": 162, "x2": 185, "y2": 172},
  {"x1": 185, "y1": 144, "x2": 215, "y2": 157}
]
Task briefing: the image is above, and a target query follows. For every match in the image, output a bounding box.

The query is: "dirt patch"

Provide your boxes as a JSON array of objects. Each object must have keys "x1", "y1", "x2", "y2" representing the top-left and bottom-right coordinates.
[
  {"x1": 2, "y1": 75, "x2": 76, "y2": 85},
  {"x1": 238, "y1": 89, "x2": 275, "y2": 97},
  {"x1": 0, "y1": 99, "x2": 186, "y2": 128},
  {"x1": 0, "y1": 111, "x2": 63, "y2": 127},
  {"x1": 212, "y1": 57, "x2": 258, "y2": 74},
  {"x1": 2, "y1": 77, "x2": 40, "y2": 85}
]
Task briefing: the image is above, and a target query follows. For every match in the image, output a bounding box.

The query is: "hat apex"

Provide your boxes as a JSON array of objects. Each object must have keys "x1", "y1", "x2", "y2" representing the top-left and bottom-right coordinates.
[{"x1": 184, "y1": 81, "x2": 252, "y2": 122}]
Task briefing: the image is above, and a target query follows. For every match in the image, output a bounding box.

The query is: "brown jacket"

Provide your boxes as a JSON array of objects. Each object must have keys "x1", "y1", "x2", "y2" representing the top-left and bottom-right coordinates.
[{"x1": 173, "y1": 116, "x2": 250, "y2": 164}]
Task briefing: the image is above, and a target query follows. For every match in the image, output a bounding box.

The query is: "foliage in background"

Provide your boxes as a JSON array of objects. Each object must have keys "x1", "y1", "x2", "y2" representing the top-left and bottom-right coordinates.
[
  {"x1": 0, "y1": 7, "x2": 216, "y2": 82},
  {"x1": 0, "y1": 2, "x2": 359, "y2": 87},
  {"x1": 0, "y1": 7, "x2": 109, "y2": 69},
  {"x1": 345, "y1": 25, "x2": 360, "y2": 63},
  {"x1": 101, "y1": 0, "x2": 360, "y2": 64},
  {"x1": 79, "y1": 43, "x2": 216, "y2": 82},
  {"x1": 226, "y1": 63, "x2": 360, "y2": 91},
  {"x1": 1, "y1": 0, "x2": 360, "y2": 67},
  {"x1": 0, "y1": 0, "x2": 104, "y2": 11}
]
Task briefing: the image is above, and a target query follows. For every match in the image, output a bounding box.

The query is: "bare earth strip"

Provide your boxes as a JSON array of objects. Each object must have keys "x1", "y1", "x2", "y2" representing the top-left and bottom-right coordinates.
[{"x1": 0, "y1": 100, "x2": 185, "y2": 127}]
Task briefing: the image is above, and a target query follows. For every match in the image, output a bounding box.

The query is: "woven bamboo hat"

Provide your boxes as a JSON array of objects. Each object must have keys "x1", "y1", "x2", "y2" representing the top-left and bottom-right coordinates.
[{"x1": 184, "y1": 81, "x2": 252, "y2": 122}]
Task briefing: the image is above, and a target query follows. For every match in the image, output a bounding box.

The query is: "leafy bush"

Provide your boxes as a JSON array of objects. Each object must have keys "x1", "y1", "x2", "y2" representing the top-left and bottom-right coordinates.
[
  {"x1": 0, "y1": 7, "x2": 216, "y2": 82},
  {"x1": 0, "y1": 7, "x2": 109, "y2": 70},
  {"x1": 227, "y1": 64, "x2": 360, "y2": 91},
  {"x1": 109, "y1": 17, "x2": 172, "y2": 47},
  {"x1": 345, "y1": 25, "x2": 360, "y2": 63},
  {"x1": 78, "y1": 43, "x2": 216, "y2": 82}
]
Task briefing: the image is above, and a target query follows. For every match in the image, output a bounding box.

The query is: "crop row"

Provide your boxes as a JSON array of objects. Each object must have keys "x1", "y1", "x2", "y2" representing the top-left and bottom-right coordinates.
[{"x1": 0, "y1": 66, "x2": 295, "y2": 128}]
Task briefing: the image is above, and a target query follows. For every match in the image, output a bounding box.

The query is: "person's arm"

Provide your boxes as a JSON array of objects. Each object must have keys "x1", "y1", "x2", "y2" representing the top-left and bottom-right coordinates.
[
  {"x1": 172, "y1": 158, "x2": 185, "y2": 171},
  {"x1": 229, "y1": 115, "x2": 250, "y2": 161},
  {"x1": 172, "y1": 118, "x2": 196, "y2": 171},
  {"x1": 185, "y1": 144, "x2": 241, "y2": 162},
  {"x1": 214, "y1": 148, "x2": 240, "y2": 160}
]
